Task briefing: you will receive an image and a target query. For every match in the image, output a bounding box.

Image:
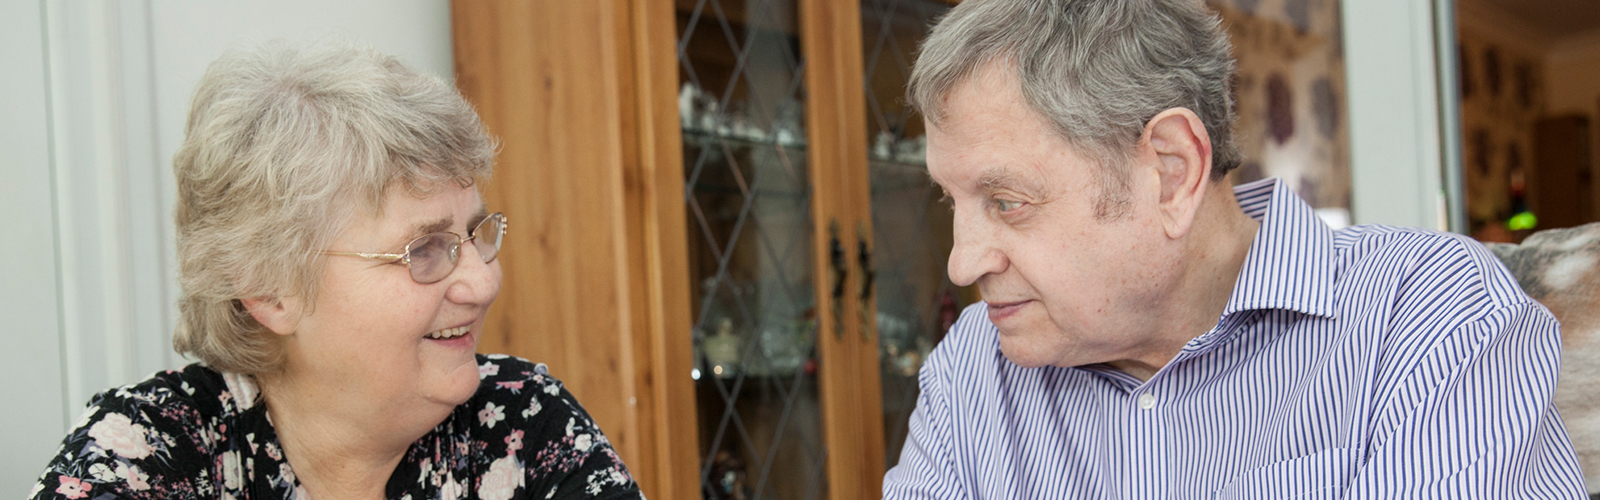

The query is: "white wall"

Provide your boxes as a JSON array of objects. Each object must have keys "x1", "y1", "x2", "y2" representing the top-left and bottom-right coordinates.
[
  {"x1": 1341, "y1": 0, "x2": 1453, "y2": 230},
  {"x1": 1, "y1": 0, "x2": 451, "y2": 496},
  {"x1": 1, "y1": 0, "x2": 68, "y2": 491}
]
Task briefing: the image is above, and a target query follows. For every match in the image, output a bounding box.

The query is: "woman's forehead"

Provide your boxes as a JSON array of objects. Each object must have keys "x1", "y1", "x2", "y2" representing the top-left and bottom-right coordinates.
[{"x1": 368, "y1": 183, "x2": 485, "y2": 239}]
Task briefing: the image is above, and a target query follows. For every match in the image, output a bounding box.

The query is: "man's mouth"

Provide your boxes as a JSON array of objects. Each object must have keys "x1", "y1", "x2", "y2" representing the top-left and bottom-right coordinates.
[{"x1": 986, "y1": 300, "x2": 1031, "y2": 321}]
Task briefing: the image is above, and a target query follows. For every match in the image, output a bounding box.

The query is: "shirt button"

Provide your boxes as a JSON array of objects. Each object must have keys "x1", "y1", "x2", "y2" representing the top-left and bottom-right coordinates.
[{"x1": 1137, "y1": 393, "x2": 1157, "y2": 410}]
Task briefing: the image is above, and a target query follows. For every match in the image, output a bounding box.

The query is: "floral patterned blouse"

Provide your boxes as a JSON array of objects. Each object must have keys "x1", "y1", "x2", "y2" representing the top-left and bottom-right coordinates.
[{"x1": 29, "y1": 354, "x2": 644, "y2": 500}]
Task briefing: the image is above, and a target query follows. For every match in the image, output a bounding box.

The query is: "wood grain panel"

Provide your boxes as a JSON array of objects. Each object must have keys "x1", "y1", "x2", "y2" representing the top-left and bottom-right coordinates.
[
  {"x1": 451, "y1": 2, "x2": 699, "y2": 498},
  {"x1": 452, "y1": 0, "x2": 627, "y2": 435},
  {"x1": 801, "y1": 0, "x2": 887, "y2": 498},
  {"x1": 624, "y1": 0, "x2": 702, "y2": 498}
]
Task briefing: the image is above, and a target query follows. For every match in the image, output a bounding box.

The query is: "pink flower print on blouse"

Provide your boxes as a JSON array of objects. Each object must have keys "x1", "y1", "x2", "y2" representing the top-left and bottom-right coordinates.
[
  {"x1": 116, "y1": 462, "x2": 151, "y2": 491},
  {"x1": 506, "y1": 430, "x2": 525, "y2": 453},
  {"x1": 478, "y1": 362, "x2": 500, "y2": 380},
  {"x1": 479, "y1": 402, "x2": 506, "y2": 428},
  {"x1": 54, "y1": 477, "x2": 90, "y2": 499},
  {"x1": 478, "y1": 455, "x2": 524, "y2": 500},
  {"x1": 87, "y1": 413, "x2": 154, "y2": 459}
]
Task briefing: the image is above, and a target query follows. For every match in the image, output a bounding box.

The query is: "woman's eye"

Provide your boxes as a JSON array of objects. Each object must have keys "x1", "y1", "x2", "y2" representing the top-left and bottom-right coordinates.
[{"x1": 995, "y1": 198, "x2": 1024, "y2": 213}]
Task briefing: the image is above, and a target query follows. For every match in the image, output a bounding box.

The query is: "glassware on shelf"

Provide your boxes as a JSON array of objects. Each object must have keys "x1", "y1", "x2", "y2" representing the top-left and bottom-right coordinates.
[
  {"x1": 861, "y1": 0, "x2": 959, "y2": 471},
  {"x1": 876, "y1": 311, "x2": 930, "y2": 378},
  {"x1": 702, "y1": 318, "x2": 742, "y2": 380},
  {"x1": 892, "y1": 135, "x2": 927, "y2": 164},
  {"x1": 707, "y1": 449, "x2": 751, "y2": 500},
  {"x1": 871, "y1": 130, "x2": 895, "y2": 161},
  {"x1": 678, "y1": 81, "x2": 805, "y2": 149}
]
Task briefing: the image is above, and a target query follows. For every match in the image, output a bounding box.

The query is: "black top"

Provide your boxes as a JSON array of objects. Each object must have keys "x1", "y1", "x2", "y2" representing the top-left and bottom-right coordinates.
[{"x1": 30, "y1": 354, "x2": 643, "y2": 500}]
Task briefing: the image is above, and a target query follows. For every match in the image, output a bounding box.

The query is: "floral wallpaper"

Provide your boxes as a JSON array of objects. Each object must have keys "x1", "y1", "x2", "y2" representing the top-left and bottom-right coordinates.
[
  {"x1": 1209, "y1": 0, "x2": 1352, "y2": 222},
  {"x1": 1455, "y1": 28, "x2": 1546, "y2": 235}
]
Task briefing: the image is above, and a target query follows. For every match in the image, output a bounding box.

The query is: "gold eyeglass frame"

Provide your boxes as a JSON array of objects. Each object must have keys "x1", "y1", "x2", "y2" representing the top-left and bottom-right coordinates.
[{"x1": 322, "y1": 212, "x2": 507, "y2": 284}]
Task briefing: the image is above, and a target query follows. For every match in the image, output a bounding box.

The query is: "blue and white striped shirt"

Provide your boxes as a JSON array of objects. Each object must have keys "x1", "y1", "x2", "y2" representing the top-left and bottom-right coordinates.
[{"x1": 883, "y1": 178, "x2": 1587, "y2": 499}]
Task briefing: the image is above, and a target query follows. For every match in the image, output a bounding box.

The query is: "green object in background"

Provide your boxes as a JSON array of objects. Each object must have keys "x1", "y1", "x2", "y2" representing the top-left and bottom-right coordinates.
[{"x1": 1506, "y1": 211, "x2": 1538, "y2": 231}]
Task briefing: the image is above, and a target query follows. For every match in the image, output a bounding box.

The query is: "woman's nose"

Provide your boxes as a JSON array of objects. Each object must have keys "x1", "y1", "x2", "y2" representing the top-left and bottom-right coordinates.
[{"x1": 445, "y1": 242, "x2": 501, "y2": 304}]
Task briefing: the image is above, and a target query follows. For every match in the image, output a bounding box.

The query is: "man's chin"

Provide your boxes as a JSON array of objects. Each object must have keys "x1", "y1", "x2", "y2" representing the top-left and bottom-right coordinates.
[{"x1": 996, "y1": 335, "x2": 1058, "y2": 368}]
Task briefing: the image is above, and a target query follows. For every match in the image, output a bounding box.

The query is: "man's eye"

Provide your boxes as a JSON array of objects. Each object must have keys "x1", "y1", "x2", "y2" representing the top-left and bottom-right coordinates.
[{"x1": 995, "y1": 199, "x2": 1024, "y2": 212}]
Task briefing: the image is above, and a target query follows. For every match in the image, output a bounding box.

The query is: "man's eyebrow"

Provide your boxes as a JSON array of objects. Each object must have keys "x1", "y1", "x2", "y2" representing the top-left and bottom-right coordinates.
[{"x1": 977, "y1": 167, "x2": 1043, "y2": 195}]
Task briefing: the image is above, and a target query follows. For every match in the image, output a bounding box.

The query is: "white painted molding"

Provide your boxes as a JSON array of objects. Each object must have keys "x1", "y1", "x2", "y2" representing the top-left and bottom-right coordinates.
[
  {"x1": 4, "y1": 1, "x2": 455, "y2": 494},
  {"x1": 1341, "y1": 0, "x2": 1449, "y2": 230},
  {"x1": 1, "y1": 0, "x2": 69, "y2": 496},
  {"x1": 44, "y1": 0, "x2": 182, "y2": 412}
]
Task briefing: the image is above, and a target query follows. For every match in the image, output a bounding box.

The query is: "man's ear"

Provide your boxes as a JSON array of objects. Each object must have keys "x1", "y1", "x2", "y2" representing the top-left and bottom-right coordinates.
[
  {"x1": 1142, "y1": 107, "x2": 1213, "y2": 239},
  {"x1": 241, "y1": 296, "x2": 301, "y2": 336}
]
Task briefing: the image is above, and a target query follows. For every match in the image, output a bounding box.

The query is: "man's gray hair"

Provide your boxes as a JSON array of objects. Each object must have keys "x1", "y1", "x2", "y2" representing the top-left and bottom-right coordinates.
[
  {"x1": 909, "y1": 0, "x2": 1241, "y2": 217},
  {"x1": 171, "y1": 39, "x2": 495, "y2": 374}
]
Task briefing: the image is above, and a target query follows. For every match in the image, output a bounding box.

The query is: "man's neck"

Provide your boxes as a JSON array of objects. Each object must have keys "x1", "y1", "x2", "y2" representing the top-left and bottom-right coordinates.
[{"x1": 1109, "y1": 182, "x2": 1260, "y2": 381}]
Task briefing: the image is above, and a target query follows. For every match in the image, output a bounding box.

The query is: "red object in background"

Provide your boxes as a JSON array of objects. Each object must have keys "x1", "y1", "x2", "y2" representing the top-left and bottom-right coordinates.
[{"x1": 937, "y1": 290, "x2": 958, "y2": 343}]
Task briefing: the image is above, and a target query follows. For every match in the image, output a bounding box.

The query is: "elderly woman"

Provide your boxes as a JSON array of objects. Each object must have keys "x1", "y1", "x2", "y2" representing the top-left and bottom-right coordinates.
[{"x1": 31, "y1": 41, "x2": 641, "y2": 500}]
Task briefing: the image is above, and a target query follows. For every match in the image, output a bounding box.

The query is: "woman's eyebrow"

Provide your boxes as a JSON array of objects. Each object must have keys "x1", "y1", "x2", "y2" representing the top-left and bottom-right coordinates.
[
  {"x1": 413, "y1": 206, "x2": 489, "y2": 238},
  {"x1": 467, "y1": 207, "x2": 489, "y2": 229},
  {"x1": 413, "y1": 217, "x2": 455, "y2": 237}
]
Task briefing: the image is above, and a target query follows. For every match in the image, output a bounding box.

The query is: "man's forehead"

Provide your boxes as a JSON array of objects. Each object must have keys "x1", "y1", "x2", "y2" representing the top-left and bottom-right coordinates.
[
  {"x1": 978, "y1": 167, "x2": 1046, "y2": 193},
  {"x1": 927, "y1": 156, "x2": 1048, "y2": 195}
]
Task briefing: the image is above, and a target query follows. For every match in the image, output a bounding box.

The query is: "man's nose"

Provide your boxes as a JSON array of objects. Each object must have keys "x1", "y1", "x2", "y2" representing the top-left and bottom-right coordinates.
[{"x1": 947, "y1": 211, "x2": 1005, "y2": 286}]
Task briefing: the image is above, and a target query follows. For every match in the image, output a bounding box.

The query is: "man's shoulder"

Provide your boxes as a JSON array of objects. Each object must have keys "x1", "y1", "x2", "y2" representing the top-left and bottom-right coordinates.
[
  {"x1": 1324, "y1": 224, "x2": 1549, "y2": 360},
  {"x1": 1331, "y1": 223, "x2": 1530, "y2": 310}
]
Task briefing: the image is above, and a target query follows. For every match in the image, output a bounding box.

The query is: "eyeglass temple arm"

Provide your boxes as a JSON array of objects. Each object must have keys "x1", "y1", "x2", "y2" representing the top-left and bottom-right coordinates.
[{"x1": 322, "y1": 251, "x2": 407, "y2": 263}]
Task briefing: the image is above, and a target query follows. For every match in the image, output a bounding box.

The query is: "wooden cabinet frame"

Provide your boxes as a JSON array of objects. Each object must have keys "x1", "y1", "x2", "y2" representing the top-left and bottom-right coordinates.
[{"x1": 452, "y1": 1, "x2": 886, "y2": 498}]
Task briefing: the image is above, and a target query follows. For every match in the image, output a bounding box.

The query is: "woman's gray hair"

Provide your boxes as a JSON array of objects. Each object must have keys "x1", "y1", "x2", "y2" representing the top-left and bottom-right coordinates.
[
  {"x1": 172, "y1": 39, "x2": 495, "y2": 374},
  {"x1": 909, "y1": 0, "x2": 1241, "y2": 218}
]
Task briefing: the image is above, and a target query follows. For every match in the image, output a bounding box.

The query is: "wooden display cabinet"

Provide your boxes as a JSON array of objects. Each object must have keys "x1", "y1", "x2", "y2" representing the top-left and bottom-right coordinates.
[{"x1": 451, "y1": 1, "x2": 961, "y2": 498}]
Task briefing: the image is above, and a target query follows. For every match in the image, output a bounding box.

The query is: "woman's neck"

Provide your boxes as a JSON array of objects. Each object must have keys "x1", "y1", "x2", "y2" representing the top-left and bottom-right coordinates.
[{"x1": 255, "y1": 370, "x2": 427, "y2": 500}]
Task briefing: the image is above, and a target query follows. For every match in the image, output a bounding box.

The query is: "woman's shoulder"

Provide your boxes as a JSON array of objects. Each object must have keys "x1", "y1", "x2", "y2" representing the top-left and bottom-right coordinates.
[
  {"x1": 461, "y1": 354, "x2": 642, "y2": 499},
  {"x1": 31, "y1": 364, "x2": 240, "y2": 500},
  {"x1": 475, "y1": 353, "x2": 554, "y2": 384},
  {"x1": 70, "y1": 363, "x2": 237, "y2": 448},
  {"x1": 469, "y1": 353, "x2": 577, "y2": 430}
]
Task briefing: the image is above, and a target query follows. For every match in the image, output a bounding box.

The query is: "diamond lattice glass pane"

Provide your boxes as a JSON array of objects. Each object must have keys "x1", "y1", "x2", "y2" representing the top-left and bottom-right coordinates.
[
  {"x1": 859, "y1": 0, "x2": 964, "y2": 471},
  {"x1": 678, "y1": 0, "x2": 825, "y2": 498}
]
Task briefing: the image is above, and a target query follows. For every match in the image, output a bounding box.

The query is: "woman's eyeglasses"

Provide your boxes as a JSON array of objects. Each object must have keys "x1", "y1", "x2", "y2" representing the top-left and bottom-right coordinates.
[{"x1": 323, "y1": 212, "x2": 506, "y2": 284}]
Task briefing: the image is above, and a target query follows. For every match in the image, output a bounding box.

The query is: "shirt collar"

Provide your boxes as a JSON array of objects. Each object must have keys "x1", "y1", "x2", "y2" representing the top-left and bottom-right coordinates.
[{"x1": 1222, "y1": 178, "x2": 1338, "y2": 320}]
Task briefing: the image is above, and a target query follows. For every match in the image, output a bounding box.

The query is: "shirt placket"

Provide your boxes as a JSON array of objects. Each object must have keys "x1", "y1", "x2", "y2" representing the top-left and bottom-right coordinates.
[{"x1": 1122, "y1": 380, "x2": 1168, "y2": 499}]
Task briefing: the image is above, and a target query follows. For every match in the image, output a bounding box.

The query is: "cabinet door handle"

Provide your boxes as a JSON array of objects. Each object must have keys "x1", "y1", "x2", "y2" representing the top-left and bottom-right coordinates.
[
  {"x1": 856, "y1": 221, "x2": 875, "y2": 343},
  {"x1": 829, "y1": 219, "x2": 847, "y2": 340}
]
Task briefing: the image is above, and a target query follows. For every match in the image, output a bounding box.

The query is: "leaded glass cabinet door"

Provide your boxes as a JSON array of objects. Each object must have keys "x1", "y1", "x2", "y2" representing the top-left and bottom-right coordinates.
[
  {"x1": 677, "y1": 1, "x2": 829, "y2": 498},
  {"x1": 858, "y1": 0, "x2": 967, "y2": 470}
]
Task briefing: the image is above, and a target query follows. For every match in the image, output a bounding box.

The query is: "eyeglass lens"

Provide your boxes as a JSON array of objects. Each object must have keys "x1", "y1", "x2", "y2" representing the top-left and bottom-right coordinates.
[{"x1": 405, "y1": 213, "x2": 505, "y2": 284}]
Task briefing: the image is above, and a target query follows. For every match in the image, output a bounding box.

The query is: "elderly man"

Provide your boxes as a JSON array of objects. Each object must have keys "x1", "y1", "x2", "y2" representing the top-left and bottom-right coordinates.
[{"x1": 884, "y1": 0, "x2": 1586, "y2": 498}]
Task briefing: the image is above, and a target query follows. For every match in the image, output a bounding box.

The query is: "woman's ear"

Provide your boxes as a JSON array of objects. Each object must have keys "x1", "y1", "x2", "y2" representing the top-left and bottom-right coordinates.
[{"x1": 241, "y1": 296, "x2": 301, "y2": 335}]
